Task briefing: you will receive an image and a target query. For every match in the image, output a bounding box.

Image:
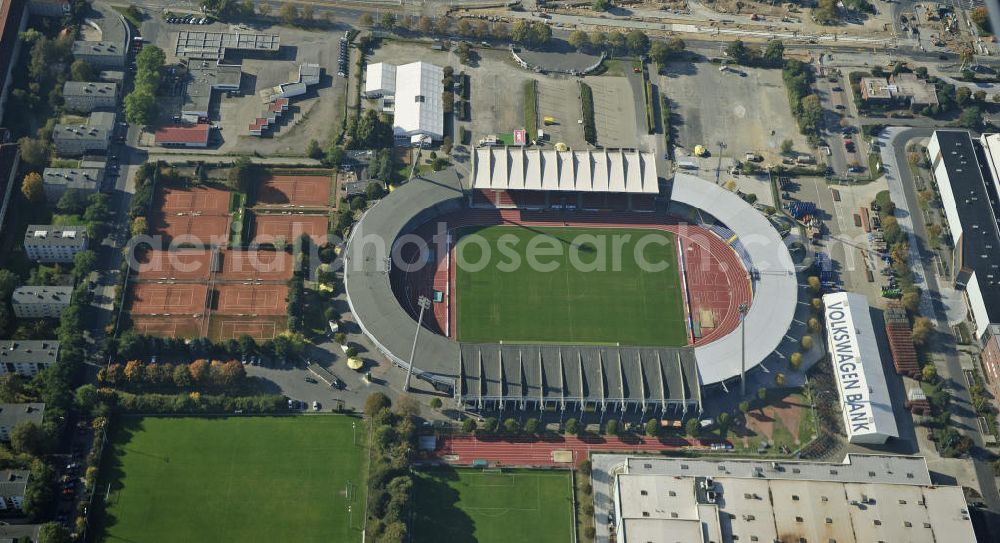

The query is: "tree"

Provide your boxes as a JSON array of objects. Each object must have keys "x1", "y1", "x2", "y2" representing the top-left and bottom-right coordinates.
[
  {"x1": 258, "y1": 2, "x2": 271, "y2": 15},
  {"x1": 645, "y1": 417, "x2": 660, "y2": 437},
  {"x1": 912, "y1": 316, "x2": 934, "y2": 346},
  {"x1": 395, "y1": 394, "x2": 421, "y2": 418},
  {"x1": 921, "y1": 363, "x2": 938, "y2": 382},
  {"x1": 11, "y1": 421, "x2": 48, "y2": 455},
  {"x1": 189, "y1": 359, "x2": 210, "y2": 383},
  {"x1": 626, "y1": 29, "x2": 650, "y2": 55},
  {"x1": 685, "y1": 417, "x2": 700, "y2": 438},
  {"x1": 808, "y1": 317, "x2": 821, "y2": 333},
  {"x1": 20, "y1": 172, "x2": 44, "y2": 203},
  {"x1": 434, "y1": 16, "x2": 450, "y2": 35},
  {"x1": 780, "y1": 139, "x2": 794, "y2": 155},
  {"x1": 568, "y1": 30, "x2": 589, "y2": 51},
  {"x1": 603, "y1": 31, "x2": 624, "y2": 54},
  {"x1": 38, "y1": 522, "x2": 71, "y2": 543},
  {"x1": 301, "y1": 5, "x2": 313, "y2": 23},
  {"x1": 172, "y1": 364, "x2": 192, "y2": 387},
  {"x1": 280, "y1": 2, "x2": 298, "y2": 25},
  {"x1": 564, "y1": 418, "x2": 580, "y2": 435},
  {"x1": 901, "y1": 290, "x2": 921, "y2": 313},
  {"x1": 359, "y1": 13, "x2": 373, "y2": 27},
  {"x1": 417, "y1": 15, "x2": 432, "y2": 33},
  {"x1": 484, "y1": 416, "x2": 499, "y2": 433},
  {"x1": 593, "y1": 0, "x2": 609, "y2": 10},
  {"x1": 605, "y1": 419, "x2": 619, "y2": 435},
  {"x1": 763, "y1": 39, "x2": 784, "y2": 67},
  {"x1": 774, "y1": 372, "x2": 786, "y2": 386},
  {"x1": 17, "y1": 138, "x2": 48, "y2": 167},
  {"x1": 956, "y1": 86, "x2": 972, "y2": 106},
  {"x1": 524, "y1": 417, "x2": 539, "y2": 434},
  {"x1": 974, "y1": 90, "x2": 987, "y2": 103},
  {"x1": 124, "y1": 88, "x2": 157, "y2": 124},
  {"x1": 365, "y1": 392, "x2": 392, "y2": 415},
  {"x1": 227, "y1": 156, "x2": 256, "y2": 193},
  {"x1": 725, "y1": 40, "x2": 751, "y2": 65},
  {"x1": 380, "y1": 12, "x2": 396, "y2": 30},
  {"x1": 70, "y1": 59, "x2": 95, "y2": 81},
  {"x1": 590, "y1": 31, "x2": 607, "y2": 50},
  {"x1": 757, "y1": 386, "x2": 767, "y2": 402},
  {"x1": 807, "y1": 276, "x2": 821, "y2": 293},
  {"x1": 429, "y1": 397, "x2": 443, "y2": 409},
  {"x1": 456, "y1": 18, "x2": 472, "y2": 36},
  {"x1": 958, "y1": 106, "x2": 983, "y2": 129},
  {"x1": 790, "y1": 351, "x2": 803, "y2": 370},
  {"x1": 462, "y1": 417, "x2": 478, "y2": 433},
  {"x1": 717, "y1": 411, "x2": 731, "y2": 431},
  {"x1": 739, "y1": 401, "x2": 751, "y2": 416},
  {"x1": 131, "y1": 216, "x2": 148, "y2": 237},
  {"x1": 56, "y1": 189, "x2": 89, "y2": 214},
  {"x1": 972, "y1": 6, "x2": 990, "y2": 31},
  {"x1": 800, "y1": 335, "x2": 814, "y2": 350},
  {"x1": 503, "y1": 418, "x2": 520, "y2": 434},
  {"x1": 814, "y1": 0, "x2": 838, "y2": 25}
]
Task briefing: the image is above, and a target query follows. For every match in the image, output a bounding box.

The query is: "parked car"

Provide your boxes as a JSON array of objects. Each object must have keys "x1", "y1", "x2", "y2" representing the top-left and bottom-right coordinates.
[
  {"x1": 304, "y1": 377, "x2": 318, "y2": 384},
  {"x1": 312, "y1": 401, "x2": 321, "y2": 411}
]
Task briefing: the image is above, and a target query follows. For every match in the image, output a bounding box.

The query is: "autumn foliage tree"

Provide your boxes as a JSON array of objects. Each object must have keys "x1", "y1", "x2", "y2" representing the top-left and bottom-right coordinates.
[{"x1": 98, "y1": 358, "x2": 248, "y2": 390}]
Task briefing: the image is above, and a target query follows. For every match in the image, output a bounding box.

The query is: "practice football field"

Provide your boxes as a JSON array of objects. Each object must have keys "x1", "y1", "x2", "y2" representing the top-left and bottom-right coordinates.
[
  {"x1": 412, "y1": 468, "x2": 575, "y2": 543},
  {"x1": 97, "y1": 416, "x2": 366, "y2": 543},
  {"x1": 454, "y1": 225, "x2": 688, "y2": 346}
]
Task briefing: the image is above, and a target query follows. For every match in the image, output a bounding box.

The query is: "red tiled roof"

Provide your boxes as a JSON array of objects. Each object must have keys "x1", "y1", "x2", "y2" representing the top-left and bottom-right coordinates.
[{"x1": 154, "y1": 124, "x2": 210, "y2": 144}]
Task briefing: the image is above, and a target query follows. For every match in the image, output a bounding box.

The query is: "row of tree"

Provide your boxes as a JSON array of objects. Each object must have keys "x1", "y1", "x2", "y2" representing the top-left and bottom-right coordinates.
[
  {"x1": 364, "y1": 393, "x2": 417, "y2": 543},
  {"x1": 97, "y1": 359, "x2": 248, "y2": 390},
  {"x1": 125, "y1": 45, "x2": 166, "y2": 125},
  {"x1": 113, "y1": 330, "x2": 306, "y2": 366}
]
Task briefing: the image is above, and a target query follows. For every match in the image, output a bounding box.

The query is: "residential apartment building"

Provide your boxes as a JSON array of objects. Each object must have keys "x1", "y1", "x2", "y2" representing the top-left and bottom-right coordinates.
[
  {"x1": 62, "y1": 81, "x2": 118, "y2": 113},
  {"x1": 52, "y1": 111, "x2": 114, "y2": 156},
  {"x1": 0, "y1": 470, "x2": 30, "y2": 511},
  {"x1": 0, "y1": 403, "x2": 44, "y2": 441},
  {"x1": 12, "y1": 286, "x2": 72, "y2": 318},
  {"x1": 42, "y1": 167, "x2": 102, "y2": 200},
  {"x1": 71, "y1": 40, "x2": 125, "y2": 69},
  {"x1": 23, "y1": 225, "x2": 87, "y2": 263},
  {"x1": 0, "y1": 340, "x2": 58, "y2": 377}
]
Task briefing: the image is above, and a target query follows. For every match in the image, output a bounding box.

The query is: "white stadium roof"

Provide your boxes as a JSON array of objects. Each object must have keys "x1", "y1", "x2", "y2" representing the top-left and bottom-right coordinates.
[
  {"x1": 472, "y1": 147, "x2": 659, "y2": 194},
  {"x1": 823, "y1": 291, "x2": 899, "y2": 444},
  {"x1": 392, "y1": 62, "x2": 444, "y2": 139},
  {"x1": 671, "y1": 173, "x2": 797, "y2": 386}
]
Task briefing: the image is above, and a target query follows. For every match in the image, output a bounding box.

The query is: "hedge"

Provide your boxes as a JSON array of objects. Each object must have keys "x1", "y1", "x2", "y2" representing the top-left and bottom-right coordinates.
[{"x1": 580, "y1": 82, "x2": 596, "y2": 144}]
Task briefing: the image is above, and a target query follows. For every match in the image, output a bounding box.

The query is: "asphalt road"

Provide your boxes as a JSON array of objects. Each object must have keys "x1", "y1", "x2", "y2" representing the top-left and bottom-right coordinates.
[{"x1": 882, "y1": 127, "x2": 1000, "y2": 513}]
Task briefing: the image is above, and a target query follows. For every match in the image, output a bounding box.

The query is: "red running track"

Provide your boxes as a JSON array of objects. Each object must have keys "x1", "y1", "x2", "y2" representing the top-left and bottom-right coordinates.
[{"x1": 431, "y1": 434, "x2": 696, "y2": 467}]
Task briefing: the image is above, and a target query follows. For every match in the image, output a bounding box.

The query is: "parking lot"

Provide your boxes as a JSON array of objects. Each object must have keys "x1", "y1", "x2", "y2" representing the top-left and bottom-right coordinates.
[
  {"x1": 534, "y1": 76, "x2": 588, "y2": 149},
  {"x1": 662, "y1": 61, "x2": 809, "y2": 164},
  {"x1": 588, "y1": 75, "x2": 641, "y2": 148}
]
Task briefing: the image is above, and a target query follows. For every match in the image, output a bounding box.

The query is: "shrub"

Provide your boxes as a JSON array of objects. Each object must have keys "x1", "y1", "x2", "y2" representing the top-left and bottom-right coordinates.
[{"x1": 580, "y1": 83, "x2": 596, "y2": 144}]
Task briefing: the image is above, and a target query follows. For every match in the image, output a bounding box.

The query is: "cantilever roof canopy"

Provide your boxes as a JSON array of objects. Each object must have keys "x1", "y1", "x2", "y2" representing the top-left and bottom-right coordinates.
[{"x1": 472, "y1": 147, "x2": 660, "y2": 194}]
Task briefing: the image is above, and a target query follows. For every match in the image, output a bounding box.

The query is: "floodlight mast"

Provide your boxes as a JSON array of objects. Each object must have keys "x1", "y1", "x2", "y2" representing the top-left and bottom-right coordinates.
[
  {"x1": 404, "y1": 295, "x2": 432, "y2": 391},
  {"x1": 739, "y1": 302, "x2": 749, "y2": 398}
]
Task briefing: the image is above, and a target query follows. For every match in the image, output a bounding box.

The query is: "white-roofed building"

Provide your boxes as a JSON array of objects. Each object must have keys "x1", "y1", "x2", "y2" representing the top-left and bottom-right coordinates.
[
  {"x1": 823, "y1": 291, "x2": 899, "y2": 444},
  {"x1": 363, "y1": 61, "x2": 443, "y2": 143},
  {"x1": 364, "y1": 62, "x2": 396, "y2": 98}
]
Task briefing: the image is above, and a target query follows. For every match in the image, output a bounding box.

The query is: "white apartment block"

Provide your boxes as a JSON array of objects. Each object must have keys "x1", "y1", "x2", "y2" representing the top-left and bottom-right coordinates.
[
  {"x1": 24, "y1": 225, "x2": 87, "y2": 263},
  {"x1": 12, "y1": 286, "x2": 72, "y2": 318}
]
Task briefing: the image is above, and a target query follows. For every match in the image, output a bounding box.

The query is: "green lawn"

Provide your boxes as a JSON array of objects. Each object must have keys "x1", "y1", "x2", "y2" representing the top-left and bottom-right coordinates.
[
  {"x1": 97, "y1": 416, "x2": 367, "y2": 543},
  {"x1": 454, "y1": 225, "x2": 687, "y2": 346},
  {"x1": 412, "y1": 468, "x2": 575, "y2": 543}
]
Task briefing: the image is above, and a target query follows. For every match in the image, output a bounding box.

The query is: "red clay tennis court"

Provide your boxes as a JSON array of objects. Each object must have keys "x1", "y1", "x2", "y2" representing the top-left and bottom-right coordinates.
[
  {"x1": 215, "y1": 284, "x2": 288, "y2": 315},
  {"x1": 151, "y1": 213, "x2": 230, "y2": 242},
  {"x1": 158, "y1": 186, "x2": 230, "y2": 214},
  {"x1": 218, "y1": 250, "x2": 293, "y2": 281},
  {"x1": 256, "y1": 175, "x2": 332, "y2": 207},
  {"x1": 129, "y1": 283, "x2": 209, "y2": 315},
  {"x1": 131, "y1": 315, "x2": 204, "y2": 339},
  {"x1": 252, "y1": 214, "x2": 328, "y2": 245},
  {"x1": 136, "y1": 249, "x2": 212, "y2": 281}
]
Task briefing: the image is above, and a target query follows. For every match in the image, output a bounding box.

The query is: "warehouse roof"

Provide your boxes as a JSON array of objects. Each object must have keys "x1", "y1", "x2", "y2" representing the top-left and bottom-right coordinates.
[
  {"x1": 472, "y1": 147, "x2": 660, "y2": 194},
  {"x1": 364, "y1": 62, "x2": 396, "y2": 95},
  {"x1": 175, "y1": 30, "x2": 279, "y2": 59},
  {"x1": 392, "y1": 62, "x2": 443, "y2": 138}
]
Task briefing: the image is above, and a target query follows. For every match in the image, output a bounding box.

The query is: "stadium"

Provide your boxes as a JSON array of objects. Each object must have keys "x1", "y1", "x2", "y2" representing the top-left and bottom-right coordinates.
[{"x1": 343, "y1": 147, "x2": 797, "y2": 415}]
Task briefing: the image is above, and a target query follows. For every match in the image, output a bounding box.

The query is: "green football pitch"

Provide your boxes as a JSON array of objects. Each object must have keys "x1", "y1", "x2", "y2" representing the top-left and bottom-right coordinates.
[
  {"x1": 454, "y1": 225, "x2": 688, "y2": 346},
  {"x1": 412, "y1": 468, "x2": 575, "y2": 543},
  {"x1": 97, "y1": 416, "x2": 366, "y2": 543}
]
